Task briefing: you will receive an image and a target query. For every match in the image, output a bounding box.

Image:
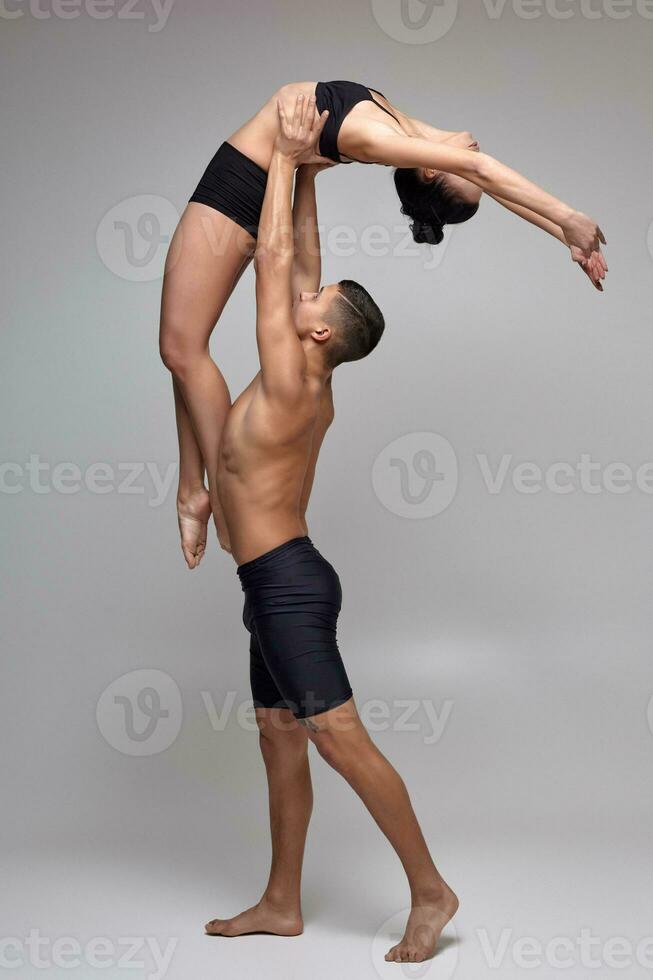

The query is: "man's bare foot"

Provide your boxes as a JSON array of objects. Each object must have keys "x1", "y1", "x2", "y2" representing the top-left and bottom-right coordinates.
[
  {"x1": 177, "y1": 488, "x2": 211, "y2": 569},
  {"x1": 385, "y1": 882, "x2": 459, "y2": 963},
  {"x1": 204, "y1": 896, "x2": 303, "y2": 938}
]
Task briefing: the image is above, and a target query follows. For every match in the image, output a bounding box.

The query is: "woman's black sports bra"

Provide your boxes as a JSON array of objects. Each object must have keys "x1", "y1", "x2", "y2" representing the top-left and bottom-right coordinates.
[{"x1": 315, "y1": 80, "x2": 401, "y2": 164}]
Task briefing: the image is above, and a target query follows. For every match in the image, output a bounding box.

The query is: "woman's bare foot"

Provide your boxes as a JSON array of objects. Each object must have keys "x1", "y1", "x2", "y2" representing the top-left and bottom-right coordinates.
[
  {"x1": 385, "y1": 882, "x2": 459, "y2": 963},
  {"x1": 204, "y1": 896, "x2": 303, "y2": 938},
  {"x1": 177, "y1": 488, "x2": 211, "y2": 569}
]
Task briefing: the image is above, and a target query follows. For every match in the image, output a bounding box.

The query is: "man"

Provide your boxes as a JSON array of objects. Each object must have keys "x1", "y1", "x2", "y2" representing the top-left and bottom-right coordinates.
[{"x1": 205, "y1": 95, "x2": 458, "y2": 964}]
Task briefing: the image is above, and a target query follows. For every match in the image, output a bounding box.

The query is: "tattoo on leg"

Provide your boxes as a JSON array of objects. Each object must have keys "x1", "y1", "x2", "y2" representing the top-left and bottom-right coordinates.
[{"x1": 299, "y1": 717, "x2": 322, "y2": 733}]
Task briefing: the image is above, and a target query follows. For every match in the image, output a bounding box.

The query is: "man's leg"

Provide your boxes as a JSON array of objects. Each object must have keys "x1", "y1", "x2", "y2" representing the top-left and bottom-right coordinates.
[
  {"x1": 300, "y1": 697, "x2": 458, "y2": 964},
  {"x1": 205, "y1": 707, "x2": 311, "y2": 937}
]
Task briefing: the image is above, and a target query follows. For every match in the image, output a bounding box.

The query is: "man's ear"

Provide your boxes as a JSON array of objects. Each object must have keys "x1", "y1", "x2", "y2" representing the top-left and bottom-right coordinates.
[
  {"x1": 423, "y1": 167, "x2": 438, "y2": 181},
  {"x1": 311, "y1": 325, "x2": 332, "y2": 345}
]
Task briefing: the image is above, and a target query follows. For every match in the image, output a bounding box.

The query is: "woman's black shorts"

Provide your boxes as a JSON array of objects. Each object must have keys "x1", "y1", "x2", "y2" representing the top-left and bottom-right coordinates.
[{"x1": 189, "y1": 141, "x2": 267, "y2": 238}]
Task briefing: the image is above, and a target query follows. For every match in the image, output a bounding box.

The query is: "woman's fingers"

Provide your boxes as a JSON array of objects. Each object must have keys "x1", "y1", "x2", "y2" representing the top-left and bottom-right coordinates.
[
  {"x1": 584, "y1": 260, "x2": 601, "y2": 290},
  {"x1": 591, "y1": 250, "x2": 607, "y2": 278},
  {"x1": 591, "y1": 258, "x2": 604, "y2": 290}
]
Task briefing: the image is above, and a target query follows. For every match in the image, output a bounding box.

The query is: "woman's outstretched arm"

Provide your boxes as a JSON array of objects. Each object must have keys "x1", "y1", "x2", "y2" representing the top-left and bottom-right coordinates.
[
  {"x1": 347, "y1": 128, "x2": 606, "y2": 258},
  {"x1": 487, "y1": 192, "x2": 607, "y2": 290}
]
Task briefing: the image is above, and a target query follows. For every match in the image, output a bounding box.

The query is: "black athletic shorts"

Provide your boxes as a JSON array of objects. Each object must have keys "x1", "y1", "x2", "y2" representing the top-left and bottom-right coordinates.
[
  {"x1": 237, "y1": 536, "x2": 353, "y2": 719},
  {"x1": 188, "y1": 141, "x2": 266, "y2": 238}
]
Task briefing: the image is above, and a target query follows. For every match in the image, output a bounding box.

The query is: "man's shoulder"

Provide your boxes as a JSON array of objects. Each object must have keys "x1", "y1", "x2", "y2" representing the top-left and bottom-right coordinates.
[{"x1": 257, "y1": 372, "x2": 322, "y2": 420}]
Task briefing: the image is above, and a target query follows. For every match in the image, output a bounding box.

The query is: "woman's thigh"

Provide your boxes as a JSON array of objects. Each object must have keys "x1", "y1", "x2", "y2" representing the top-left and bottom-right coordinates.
[{"x1": 160, "y1": 202, "x2": 255, "y2": 355}]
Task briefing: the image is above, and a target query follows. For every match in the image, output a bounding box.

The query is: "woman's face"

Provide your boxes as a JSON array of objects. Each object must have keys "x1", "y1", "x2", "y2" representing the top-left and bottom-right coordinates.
[{"x1": 420, "y1": 131, "x2": 483, "y2": 206}]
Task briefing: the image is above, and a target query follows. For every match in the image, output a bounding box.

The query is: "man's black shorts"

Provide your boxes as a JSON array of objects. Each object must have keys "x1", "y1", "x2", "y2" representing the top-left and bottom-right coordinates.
[{"x1": 237, "y1": 536, "x2": 353, "y2": 720}]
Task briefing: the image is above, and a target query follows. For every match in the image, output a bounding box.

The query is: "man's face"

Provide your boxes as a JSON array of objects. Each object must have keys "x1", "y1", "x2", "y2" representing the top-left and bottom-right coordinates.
[{"x1": 292, "y1": 283, "x2": 341, "y2": 338}]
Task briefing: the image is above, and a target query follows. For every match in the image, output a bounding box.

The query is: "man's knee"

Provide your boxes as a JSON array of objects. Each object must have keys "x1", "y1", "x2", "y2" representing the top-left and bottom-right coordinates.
[
  {"x1": 309, "y1": 721, "x2": 370, "y2": 773},
  {"x1": 256, "y1": 708, "x2": 307, "y2": 756}
]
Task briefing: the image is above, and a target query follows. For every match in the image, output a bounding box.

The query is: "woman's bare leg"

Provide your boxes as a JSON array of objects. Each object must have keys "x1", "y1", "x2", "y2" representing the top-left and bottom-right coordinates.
[
  {"x1": 301, "y1": 697, "x2": 458, "y2": 964},
  {"x1": 205, "y1": 708, "x2": 311, "y2": 937},
  {"x1": 159, "y1": 202, "x2": 254, "y2": 567}
]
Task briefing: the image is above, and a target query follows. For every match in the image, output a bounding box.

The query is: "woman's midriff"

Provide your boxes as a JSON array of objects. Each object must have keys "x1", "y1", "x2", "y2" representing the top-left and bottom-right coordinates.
[{"x1": 225, "y1": 82, "x2": 319, "y2": 172}]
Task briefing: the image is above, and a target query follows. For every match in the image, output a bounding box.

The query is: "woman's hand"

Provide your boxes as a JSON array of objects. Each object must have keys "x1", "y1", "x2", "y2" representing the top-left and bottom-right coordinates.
[
  {"x1": 275, "y1": 94, "x2": 329, "y2": 166},
  {"x1": 570, "y1": 244, "x2": 608, "y2": 292},
  {"x1": 561, "y1": 210, "x2": 606, "y2": 258}
]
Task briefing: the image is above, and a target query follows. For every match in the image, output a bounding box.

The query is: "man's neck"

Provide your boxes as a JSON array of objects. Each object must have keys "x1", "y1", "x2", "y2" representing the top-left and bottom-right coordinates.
[{"x1": 303, "y1": 344, "x2": 332, "y2": 385}]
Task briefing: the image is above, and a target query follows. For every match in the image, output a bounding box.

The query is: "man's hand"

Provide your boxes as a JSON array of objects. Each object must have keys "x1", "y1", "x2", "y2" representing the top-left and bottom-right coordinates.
[
  {"x1": 276, "y1": 94, "x2": 330, "y2": 167},
  {"x1": 299, "y1": 160, "x2": 338, "y2": 177},
  {"x1": 561, "y1": 210, "x2": 607, "y2": 259},
  {"x1": 570, "y1": 244, "x2": 608, "y2": 292}
]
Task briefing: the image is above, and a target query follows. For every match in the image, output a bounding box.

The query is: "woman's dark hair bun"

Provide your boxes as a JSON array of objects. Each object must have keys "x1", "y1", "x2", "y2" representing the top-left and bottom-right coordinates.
[
  {"x1": 393, "y1": 166, "x2": 479, "y2": 248},
  {"x1": 411, "y1": 219, "x2": 444, "y2": 246}
]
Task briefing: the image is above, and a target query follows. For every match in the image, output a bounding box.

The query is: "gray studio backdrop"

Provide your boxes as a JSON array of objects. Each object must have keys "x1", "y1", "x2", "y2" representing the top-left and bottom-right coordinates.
[{"x1": 2, "y1": 2, "x2": 652, "y2": 978}]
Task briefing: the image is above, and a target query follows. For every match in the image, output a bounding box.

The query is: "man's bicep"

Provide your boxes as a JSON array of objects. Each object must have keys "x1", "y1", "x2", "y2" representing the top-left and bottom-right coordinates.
[
  {"x1": 255, "y1": 259, "x2": 294, "y2": 342},
  {"x1": 291, "y1": 265, "x2": 320, "y2": 297},
  {"x1": 255, "y1": 254, "x2": 293, "y2": 318},
  {"x1": 255, "y1": 306, "x2": 305, "y2": 396},
  {"x1": 255, "y1": 253, "x2": 305, "y2": 393}
]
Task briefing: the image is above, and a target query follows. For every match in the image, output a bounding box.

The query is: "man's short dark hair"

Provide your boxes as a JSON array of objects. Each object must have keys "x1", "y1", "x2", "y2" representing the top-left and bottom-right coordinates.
[{"x1": 324, "y1": 280, "x2": 385, "y2": 367}]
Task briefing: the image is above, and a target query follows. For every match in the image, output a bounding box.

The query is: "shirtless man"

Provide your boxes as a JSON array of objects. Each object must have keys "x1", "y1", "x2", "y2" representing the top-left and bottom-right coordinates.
[{"x1": 204, "y1": 96, "x2": 459, "y2": 964}]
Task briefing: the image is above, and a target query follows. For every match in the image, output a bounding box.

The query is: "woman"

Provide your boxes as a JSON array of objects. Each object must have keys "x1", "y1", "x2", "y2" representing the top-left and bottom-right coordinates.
[{"x1": 159, "y1": 80, "x2": 607, "y2": 568}]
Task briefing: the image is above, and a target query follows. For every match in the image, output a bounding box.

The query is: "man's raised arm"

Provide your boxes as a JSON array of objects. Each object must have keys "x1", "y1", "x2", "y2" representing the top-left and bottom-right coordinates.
[
  {"x1": 291, "y1": 161, "x2": 333, "y2": 296},
  {"x1": 254, "y1": 95, "x2": 328, "y2": 400}
]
